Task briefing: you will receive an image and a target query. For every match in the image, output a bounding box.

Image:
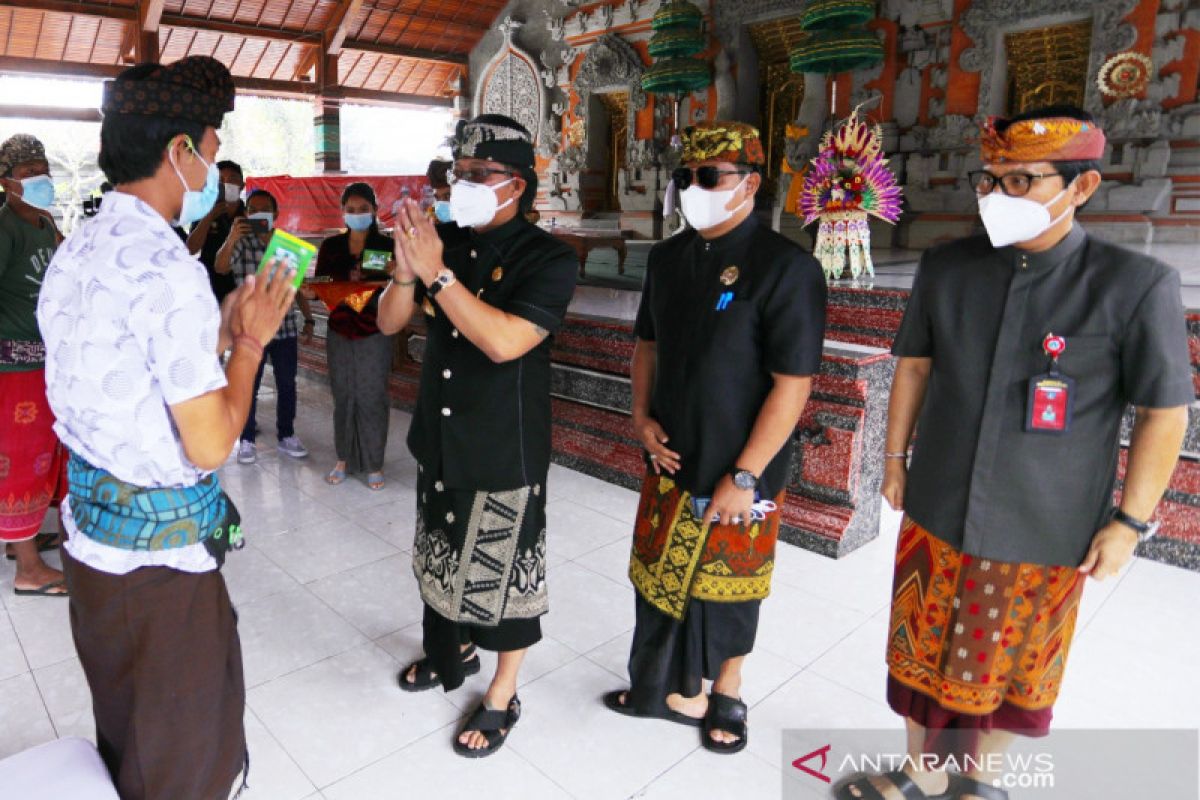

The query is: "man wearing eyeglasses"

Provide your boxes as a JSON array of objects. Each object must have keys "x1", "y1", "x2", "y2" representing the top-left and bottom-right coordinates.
[
  {"x1": 842, "y1": 106, "x2": 1191, "y2": 800},
  {"x1": 376, "y1": 114, "x2": 577, "y2": 758},
  {"x1": 603, "y1": 121, "x2": 826, "y2": 755}
]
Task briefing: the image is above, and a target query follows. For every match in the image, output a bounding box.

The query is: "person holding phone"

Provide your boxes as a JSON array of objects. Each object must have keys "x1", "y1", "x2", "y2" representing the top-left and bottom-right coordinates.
[
  {"x1": 187, "y1": 159, "x2": 245, "y2": 303},
  {"x1": 36, "y1": 57, "x2": 297, "y2": 800},
  {"x1": 314, "y1": 181, "x2": 396, "y2": 490},
  {"x1": 603, "y1": 121, "x2": 826, "y2": 755},
  {"x1": 216, "y1": 188, "x2": 315, "y2": 464}
]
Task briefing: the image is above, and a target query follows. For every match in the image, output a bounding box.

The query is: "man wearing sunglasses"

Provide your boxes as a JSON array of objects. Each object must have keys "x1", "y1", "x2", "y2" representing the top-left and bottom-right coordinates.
[
  {"x1": 604, "y1": 121, "x2": 826, "y2": 755},
  {"x1": 377, "y1": 113, "x2": 577, "y2": 758},
  {"x1": 845, "y1": 106, "x2": 1192, "y2": 800}
]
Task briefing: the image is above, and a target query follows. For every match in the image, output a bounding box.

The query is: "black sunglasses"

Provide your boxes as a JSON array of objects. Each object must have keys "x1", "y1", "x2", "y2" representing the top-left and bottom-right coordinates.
[
  {"x1": 671, "y1": 166, "x2": 752, "y2": 191},
  {"x1": 968, "y1": 170, "x2": 1063, "y2": 198},
  {"x1": 449, "y1": 166, "x2": 515, "y2": 185}
]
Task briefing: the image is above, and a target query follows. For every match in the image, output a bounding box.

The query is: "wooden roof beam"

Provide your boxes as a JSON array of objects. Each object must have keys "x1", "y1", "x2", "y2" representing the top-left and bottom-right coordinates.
[
  {"x1": 293, "y1": 0, "x2": 365, "y2": 81},
  {"x1": 0, "y1": 57, "x2": 453, "y2": 109}
]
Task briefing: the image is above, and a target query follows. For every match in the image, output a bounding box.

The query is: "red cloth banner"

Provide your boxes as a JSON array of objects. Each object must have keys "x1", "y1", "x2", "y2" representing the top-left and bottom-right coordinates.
[{"x1": 244, "y1": 175, "x2": 429, "y2": 235}]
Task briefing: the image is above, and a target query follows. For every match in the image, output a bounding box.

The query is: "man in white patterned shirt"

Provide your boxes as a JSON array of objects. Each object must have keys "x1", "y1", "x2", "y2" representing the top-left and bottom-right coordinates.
[
  {"x1": 36, "y1": 57, "x2": 295, "y2": 800},
  {"x1": 215, "y1": 188, "x2": 315, "y2": 464}
]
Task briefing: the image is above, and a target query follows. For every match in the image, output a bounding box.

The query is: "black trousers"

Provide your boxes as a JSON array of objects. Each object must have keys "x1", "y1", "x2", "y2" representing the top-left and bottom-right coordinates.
[
  {"x1": 626, "y1": 593, "x2": 759, "y2": 715},
  {"x1": 422, "y1": 603, "x2": 542, "y2": 692}
]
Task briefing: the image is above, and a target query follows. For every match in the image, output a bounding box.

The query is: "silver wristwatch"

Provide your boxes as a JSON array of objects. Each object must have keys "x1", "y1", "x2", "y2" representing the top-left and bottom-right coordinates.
[
  {"x1": 730, "y1": 468, "x2": 758, "y2": 491},
  {"x1": 427, "y1": 268, "x2": 457, "y2": 297}
]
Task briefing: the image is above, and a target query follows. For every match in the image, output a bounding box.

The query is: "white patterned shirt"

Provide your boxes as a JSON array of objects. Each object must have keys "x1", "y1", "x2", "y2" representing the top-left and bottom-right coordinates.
[{"x1": 37, "y1": 191, "x2": 225, "y2": 574}]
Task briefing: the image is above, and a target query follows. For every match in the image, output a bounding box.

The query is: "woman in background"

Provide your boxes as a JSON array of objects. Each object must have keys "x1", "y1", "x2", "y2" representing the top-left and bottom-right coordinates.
[{"x1": 315, "y1": 182, "x2": 396, "y2": 490}]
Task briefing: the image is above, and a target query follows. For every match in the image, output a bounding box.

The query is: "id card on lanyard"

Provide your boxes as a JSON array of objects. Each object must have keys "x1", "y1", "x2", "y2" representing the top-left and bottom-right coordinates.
[{"x1": 1026, "y1": 333, "x2": 1075, "y2": 434}]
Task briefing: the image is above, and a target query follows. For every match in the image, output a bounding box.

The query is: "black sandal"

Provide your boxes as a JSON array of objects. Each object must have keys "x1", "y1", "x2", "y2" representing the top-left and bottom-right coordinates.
[
  {"x1": 397, "y1": 644, "x2": 480, "y2": 692},
  {"x1": 602, "y1": 690, "x2": 704, "y2": 728},
  {"x1": 835, "y1": 771, "x2": 957, "y2": 800},
  {"x1": 948, "y1": 775, "x2": 1009, "y2": 800},
  {"x1": 452, "y1": 695, "x2": 521, "y2": 758},
  {"x1": 702, "y1": 693, "x2": 748, "y2": 755}
]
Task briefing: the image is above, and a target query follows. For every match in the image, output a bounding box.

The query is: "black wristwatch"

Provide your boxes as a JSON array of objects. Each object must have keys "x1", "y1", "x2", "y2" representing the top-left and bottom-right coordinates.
[
  {"x1": 1111, "y1": 507, "x2": 1159, "y2": 543},
  {"x1": 729, "y1": 467, "x2": 758, "y2": 491}
]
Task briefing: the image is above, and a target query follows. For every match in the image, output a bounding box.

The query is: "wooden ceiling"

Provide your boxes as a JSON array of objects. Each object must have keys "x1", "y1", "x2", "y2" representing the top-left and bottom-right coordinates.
[{"x1": 0, "y1": 0, "x2": 504, "y2": 105}]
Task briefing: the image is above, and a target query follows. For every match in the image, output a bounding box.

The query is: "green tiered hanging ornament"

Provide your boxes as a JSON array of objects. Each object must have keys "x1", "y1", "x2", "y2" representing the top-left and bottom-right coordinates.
[
  {"x1": 641, "y1": 0, "x2": 712, "y2": 139},
  {"x1": 789, "y1": 0, "x2": 894, "y2": 283},
  {"x1": 790, "y1": 0, "x2": 884, "y2": 109}
]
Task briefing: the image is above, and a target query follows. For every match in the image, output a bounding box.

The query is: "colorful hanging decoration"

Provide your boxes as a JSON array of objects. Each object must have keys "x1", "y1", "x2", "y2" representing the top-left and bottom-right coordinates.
[
  {"x1": 801, "y1": 0, "x2": 876, "y2": 31},
  {"x1": 799, "y1": 108, "x2": 903, "y2": 281}
]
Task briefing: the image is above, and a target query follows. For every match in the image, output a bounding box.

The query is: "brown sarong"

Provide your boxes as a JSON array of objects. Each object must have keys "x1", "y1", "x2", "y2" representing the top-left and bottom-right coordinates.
[
  {"x1": 886, "y1": 518, "x2": 1085, "y2": 741},
  {"x1": 63, "y1": 551, "x2": 247, "y2": 800},
  {"x1": 629, "y1": 473, "x2": 781, "y2": 621}
]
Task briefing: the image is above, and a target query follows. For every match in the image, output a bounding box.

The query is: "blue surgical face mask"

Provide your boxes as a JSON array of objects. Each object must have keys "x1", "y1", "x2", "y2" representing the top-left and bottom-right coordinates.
[
  {"x1": 434, "y1": 199, "x2": 453, "y2": 223},
  {"x1": 344, "y1": 212, "x2": 374, "y2": 231},
  {"x1": 19, "y1": 175, "x2": 55, "y2": 210},
  {"x1": 170, "y1": 137, "x2": 219, "y2": 226}
]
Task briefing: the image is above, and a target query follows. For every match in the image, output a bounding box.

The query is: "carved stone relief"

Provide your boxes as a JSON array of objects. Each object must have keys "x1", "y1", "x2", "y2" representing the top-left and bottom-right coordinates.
[
  {"x1": 473, "y1": 18, "x2": 547, "y2": 146},
  {"x1": 570, "y1": 33, "x2": 647, "y2": 165},
  {"x1": 957, "y1": 0, "x2": 1139, "y2": 117}
]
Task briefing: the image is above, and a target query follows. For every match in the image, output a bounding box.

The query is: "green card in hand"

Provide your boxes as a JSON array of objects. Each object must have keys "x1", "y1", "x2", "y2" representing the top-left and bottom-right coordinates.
[{"x1": 258, "y1": 230, "x2": 317, "y2": 288}]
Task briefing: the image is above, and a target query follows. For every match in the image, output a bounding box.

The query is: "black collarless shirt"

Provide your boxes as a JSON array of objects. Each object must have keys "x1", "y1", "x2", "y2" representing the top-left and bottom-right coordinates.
[
  {"x1": 407, "y1": 216, "x2": 577, "y2": 491},
  {"x1": 893, "y1": 226, "x2": 1193, "y2": 567},
  {"x1": 634, "y1": 215, "x2": 827, "y2": 498}
]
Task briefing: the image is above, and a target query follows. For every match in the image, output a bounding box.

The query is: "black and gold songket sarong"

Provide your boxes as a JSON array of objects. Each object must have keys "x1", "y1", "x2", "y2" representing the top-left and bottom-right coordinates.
[{"x1": 629, "y1": 473, "x2": 782, "y2": 620}]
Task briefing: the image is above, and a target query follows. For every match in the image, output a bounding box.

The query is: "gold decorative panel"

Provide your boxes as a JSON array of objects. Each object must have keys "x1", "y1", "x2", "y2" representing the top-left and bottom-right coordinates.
[
  {"x1": 1004, "y1": 20, "x2": 1093, "y2": 114},
  {"x1": 750, "y1": 17, "x2": 806, "y2": 186},
  {"x1": 599, "y1": 91, "x2": 629, "y2": 211}
]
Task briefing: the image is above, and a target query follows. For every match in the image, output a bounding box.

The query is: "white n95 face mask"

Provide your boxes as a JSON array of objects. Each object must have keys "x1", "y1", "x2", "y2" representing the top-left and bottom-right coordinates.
[
  {"x1": 679, "y1": 175, "x2": 749, "y2": 231},
  {"x1": 977, "y1": 185, "x2": 1073, "y2": 248},
  {"x1": 449, "y1": 179, "x2": 514, "y2": 228}
]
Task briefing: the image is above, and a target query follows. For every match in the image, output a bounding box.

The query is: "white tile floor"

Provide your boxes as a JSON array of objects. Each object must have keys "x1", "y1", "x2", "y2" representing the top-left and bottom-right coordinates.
[{"x1": 2, "y1": 375, "x2": 1199, "y2": 799}]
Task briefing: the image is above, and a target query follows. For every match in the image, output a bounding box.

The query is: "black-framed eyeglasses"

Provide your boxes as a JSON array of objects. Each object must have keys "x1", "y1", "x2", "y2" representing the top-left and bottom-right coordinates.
[
  {"x1": 968, "y1": 170, "x2": 1063, "y2": 198},
  {"x1": 449, "y1": 166, "x2": 515, "y2": 185},
  {"x1": 671, "y1": 165, "x2": 752, "y2": 191}
]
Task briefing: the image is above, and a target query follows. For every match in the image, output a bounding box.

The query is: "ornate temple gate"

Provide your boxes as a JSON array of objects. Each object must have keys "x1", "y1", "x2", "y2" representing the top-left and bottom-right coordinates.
[{"x1": 1004, "y1": 20, "x2": 1094, "y2": 114}]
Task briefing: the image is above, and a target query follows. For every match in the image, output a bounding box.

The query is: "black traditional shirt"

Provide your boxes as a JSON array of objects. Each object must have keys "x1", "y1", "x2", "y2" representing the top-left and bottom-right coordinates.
[
  {"x1": 893, "y1": 226, "x2": 1193, "y2": 567},
  {"x1": 408, "y1": 215, "x2": 577, "y2": 491},
  {"x1": 634, "y1": 215, "x2": 827, "y2": 498}
]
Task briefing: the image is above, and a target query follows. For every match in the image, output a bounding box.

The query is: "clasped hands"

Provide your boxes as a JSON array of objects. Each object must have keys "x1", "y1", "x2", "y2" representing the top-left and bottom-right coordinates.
[
  {"x1": 392, "y1": 198, "x2": 444, "y2": 287},
  {"x1": 633, "y1": 413, "x2": 755, "y2": 527}
]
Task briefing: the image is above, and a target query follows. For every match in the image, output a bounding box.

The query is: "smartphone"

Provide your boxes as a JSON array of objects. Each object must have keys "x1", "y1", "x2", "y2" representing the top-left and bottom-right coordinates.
[
  {"x1": 362, "y1": 249, "x2": 391, "y2": 271},
  {"x1": 247, "y1": 217, "x2": 270, "y2": 236}
]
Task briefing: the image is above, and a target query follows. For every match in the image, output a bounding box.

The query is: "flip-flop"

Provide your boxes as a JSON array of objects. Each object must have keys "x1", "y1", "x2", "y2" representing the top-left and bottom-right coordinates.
[
  {"x1": 14, "y1": 579, "x2": 68, "y2": 597},
  {"x1": 602, "y1": 690, "x2": 704, "y2": 728},
  {"x1": 367, "y1": 472, "x2": 385, "y2": 491},
  {"x1": 325, "y1": 468, "x2": 347, "y2": 485}
]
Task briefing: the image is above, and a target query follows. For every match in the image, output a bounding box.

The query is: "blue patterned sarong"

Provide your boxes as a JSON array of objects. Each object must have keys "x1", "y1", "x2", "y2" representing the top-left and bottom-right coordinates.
[{"x1": 67, "y1": 452, "x2": 239, "y2": 552}]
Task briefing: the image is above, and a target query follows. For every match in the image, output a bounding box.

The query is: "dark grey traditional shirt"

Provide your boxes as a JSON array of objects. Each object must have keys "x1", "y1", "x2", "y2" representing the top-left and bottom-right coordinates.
[{"x1": 892, "y1": 226, "x2": 1193, "y2": 566}]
